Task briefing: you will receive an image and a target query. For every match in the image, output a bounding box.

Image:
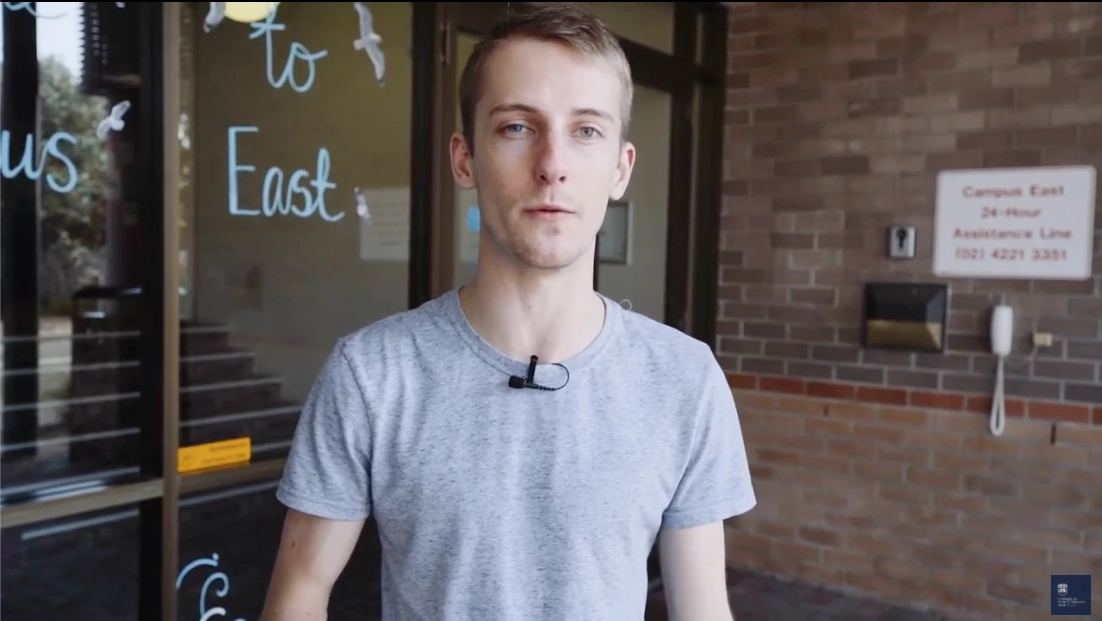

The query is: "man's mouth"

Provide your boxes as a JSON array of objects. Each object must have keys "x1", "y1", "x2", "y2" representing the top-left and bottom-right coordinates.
[{"x1": 525, "y1": 204, "x2": 573, "y2": 215}]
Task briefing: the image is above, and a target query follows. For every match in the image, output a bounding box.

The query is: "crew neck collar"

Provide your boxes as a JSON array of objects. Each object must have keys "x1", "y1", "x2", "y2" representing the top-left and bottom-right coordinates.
[{"x1": 441, "y1": 287, "x2": 623, "y2": 380}]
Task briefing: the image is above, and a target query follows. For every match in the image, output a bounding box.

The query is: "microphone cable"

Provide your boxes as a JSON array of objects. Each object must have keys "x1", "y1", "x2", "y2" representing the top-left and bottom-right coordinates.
[{"x1": 508, "y1": 355, "x2": 570, "y2": 391}]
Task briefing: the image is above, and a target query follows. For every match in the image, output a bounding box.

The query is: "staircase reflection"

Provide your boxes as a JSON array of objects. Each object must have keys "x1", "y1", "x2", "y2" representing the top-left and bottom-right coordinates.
[
  {"x1": 2, "y1": 284, "x2": 302, "y2": 501},
  {"x1": 0, "y1": 283, "x2": 385, "y2": 620}
]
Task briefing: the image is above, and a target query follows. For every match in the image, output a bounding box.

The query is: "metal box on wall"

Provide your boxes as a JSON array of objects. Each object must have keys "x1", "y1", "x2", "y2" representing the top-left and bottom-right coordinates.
[{"x1": 862, "y1": 282, "x2": 950, "y2": 353}]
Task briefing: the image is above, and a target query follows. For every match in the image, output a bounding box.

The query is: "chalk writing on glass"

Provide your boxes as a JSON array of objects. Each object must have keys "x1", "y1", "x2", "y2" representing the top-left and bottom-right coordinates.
[
  {"x1": 227, "y1": 126, "x2": 342, "y2": 222},
  {"x1": 97, "y1": 101, "x2": 132, "y2": 139},
  {"x1": 355, "y1": 187, "x2": 372, "y2": 223},
  {"x1": 176, "y1": 553, "x2": 247, "y2": 621},
  {"x1": 203, "y1": 2, "x2": 225, "y2": 32},
  {"x1": 353, "y1": 2, "x2": 385, "y2": 86},
  {"x1": 1, "y1": 130, "x2": 79, "y2": 193},
  {"x1": 2, "y1": 2, "x2": 65, "y2": 18},
  {"x1": 249, "y1": 5, "x2": 328, "y2": 93}
]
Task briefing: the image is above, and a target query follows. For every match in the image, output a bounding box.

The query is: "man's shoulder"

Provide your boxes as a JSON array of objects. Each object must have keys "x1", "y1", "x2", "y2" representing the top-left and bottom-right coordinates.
[
  {"x1": 614, "y1": 303, "x2": 718, "y2": 370},
  {"x1": 334, "y1": 293, "x2": 455, "y2": 366}
]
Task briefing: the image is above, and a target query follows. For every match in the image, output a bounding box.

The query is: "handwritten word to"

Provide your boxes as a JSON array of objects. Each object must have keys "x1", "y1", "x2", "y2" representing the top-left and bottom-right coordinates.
[
  {"x1": 176, "y1": 553, "x2": 247, "y2": 621},
  {"x1": 227, "y1": 126, "x2": 342, "y2": 221},
  {"x1": 933, "y1": 166, "x2": 1096, "y2": 281},
  {"x1": 1, "y1": 130, "x2": 79, "y2": 193},
  {"x1": 249, "y1": 5, "x2": 327, "y2": 93}
]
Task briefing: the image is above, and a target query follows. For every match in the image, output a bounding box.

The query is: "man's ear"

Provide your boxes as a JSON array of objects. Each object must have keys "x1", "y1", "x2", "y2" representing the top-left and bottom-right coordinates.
[
  {"x1": 609, "y1": 141, "x2": 636, "y2": 201},
  {"x1": 450, "y1": 132, "x2": 476, "y2": 190}
]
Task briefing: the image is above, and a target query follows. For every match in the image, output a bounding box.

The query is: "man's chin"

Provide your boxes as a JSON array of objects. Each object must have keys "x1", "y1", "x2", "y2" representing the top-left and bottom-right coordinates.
[
  {"x1": 482, "y1": 230, "x2": 592, "y2": 272},
  {"x1": 512, "y1": 246, "x2": 588, "y2": 272}
]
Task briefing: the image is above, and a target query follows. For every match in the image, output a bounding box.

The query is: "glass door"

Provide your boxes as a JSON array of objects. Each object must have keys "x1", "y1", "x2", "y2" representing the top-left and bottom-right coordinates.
[
  {"x1": 1, "y1": 2, "x2": 168, "y2": 619},
  {"x1": 166, "y1": 2, "x2": 434, "y2": 618}
]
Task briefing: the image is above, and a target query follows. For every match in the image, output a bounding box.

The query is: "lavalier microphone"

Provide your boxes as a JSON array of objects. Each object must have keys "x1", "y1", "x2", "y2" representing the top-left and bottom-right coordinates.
[{"x1": 508, "y1": 355, "x2": 570, "y2": 391}]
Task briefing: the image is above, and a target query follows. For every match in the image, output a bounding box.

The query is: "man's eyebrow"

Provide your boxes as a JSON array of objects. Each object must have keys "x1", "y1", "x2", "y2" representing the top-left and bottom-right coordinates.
[
  {"x1": 488, "y1": 103, "x2": 540, "y2": 116},
  {"x1": 487, "y1": 103, "x2": 614, "y2": 123},
  {"x1": 572, "y1": 107, "x2": 614, "y2": 123}
]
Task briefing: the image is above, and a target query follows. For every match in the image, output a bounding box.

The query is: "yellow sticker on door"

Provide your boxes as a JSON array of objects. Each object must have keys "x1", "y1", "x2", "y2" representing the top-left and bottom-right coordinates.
[{"x1": 177, "y1": 437, "x2": 252, "y2": 474}]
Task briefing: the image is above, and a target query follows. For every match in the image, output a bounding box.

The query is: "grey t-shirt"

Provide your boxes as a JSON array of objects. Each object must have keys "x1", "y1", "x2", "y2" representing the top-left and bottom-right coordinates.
[{"x1": 276, "y1": 289, "x2": 756, "y2": 620}]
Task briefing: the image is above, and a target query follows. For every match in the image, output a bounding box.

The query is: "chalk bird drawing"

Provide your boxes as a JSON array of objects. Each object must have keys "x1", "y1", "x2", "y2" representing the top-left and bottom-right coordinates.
[
  {"x1": 353, "y1": 2, "x2": 386, "y2": 86},
  {"x1": 97, "y1": 101, "x2": 131, "y2": 139},
  {"x1": 3, "y1": 2, "x2": 65, "y2": 18},
  {"x1": 204, "y1": 2, "x2": 226, "y2": 32},
  {"x1": 355, "y1": 187, "x2": 372, "y2": 223}
]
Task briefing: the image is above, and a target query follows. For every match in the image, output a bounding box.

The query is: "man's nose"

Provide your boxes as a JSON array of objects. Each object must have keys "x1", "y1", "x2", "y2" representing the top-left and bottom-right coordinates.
[{"x1": 534, "y1": 134, "x2": 568, "y2": 185}]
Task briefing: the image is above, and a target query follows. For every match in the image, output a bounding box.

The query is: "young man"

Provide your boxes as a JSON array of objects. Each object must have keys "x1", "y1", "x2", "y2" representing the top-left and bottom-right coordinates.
[{"x1": 260, "y1": 4, "x2": 755, "y2": 621}]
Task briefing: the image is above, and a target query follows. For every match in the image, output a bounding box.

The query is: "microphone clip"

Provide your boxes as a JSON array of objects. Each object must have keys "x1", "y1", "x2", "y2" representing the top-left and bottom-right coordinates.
[{"x1": 508, "y1": 355, "x2": 570, "y2": 392}]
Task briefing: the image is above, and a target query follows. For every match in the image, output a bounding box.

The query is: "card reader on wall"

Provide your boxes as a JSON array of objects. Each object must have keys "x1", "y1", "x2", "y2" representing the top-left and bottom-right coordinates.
[{"x1": 862, "y1": 282, "x2": 949, "y2": 353}]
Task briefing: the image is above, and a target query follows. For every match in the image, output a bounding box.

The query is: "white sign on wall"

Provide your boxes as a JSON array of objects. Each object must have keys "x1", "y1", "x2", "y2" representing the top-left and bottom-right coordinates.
[{"x1": 933, "y1": 165, "x2": 1096, "y2": 280}]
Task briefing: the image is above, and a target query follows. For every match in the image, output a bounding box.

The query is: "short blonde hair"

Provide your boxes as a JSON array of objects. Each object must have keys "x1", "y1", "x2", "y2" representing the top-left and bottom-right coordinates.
[{"x1": 458, "y1": 3, "x2": 634, "y2": 153}]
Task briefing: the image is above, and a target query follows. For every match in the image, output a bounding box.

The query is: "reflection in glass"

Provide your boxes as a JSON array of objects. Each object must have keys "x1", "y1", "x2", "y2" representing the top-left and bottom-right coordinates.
[
  {"x1": 174, "y1": 3, "x2": 412, "y2": 614},
  {"x1": 1, "y1": 2, "x2": 148, "y2": 503},
  {"x1": 176, "y1": 481, "x2": 383, "y2": 619},
  {"x1": 0, "y1": 504, "x2": 139, "y2": 621},
  {"x1": 176, "y1": 0, "x2": 413, "y2": 465}
]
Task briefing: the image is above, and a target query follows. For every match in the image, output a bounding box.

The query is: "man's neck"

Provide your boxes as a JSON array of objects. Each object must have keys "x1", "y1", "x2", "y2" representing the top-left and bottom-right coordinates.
[{"x1": 459, "y1": 256, "x2": 606, "y2": 364}]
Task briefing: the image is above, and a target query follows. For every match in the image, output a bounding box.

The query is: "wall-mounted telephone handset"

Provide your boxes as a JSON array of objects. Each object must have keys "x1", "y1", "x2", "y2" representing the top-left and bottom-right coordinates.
[{"x1": 988, "y1": 305, "x2": 1013, "y2": 437}]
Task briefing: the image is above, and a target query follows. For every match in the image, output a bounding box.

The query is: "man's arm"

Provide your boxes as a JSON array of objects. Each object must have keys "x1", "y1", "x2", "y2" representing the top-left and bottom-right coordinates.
[
  {"x1": 262, "y1": 339, "x2": 375, "y2": 619},
  {"x1": 658, "y1": 521, "x2": 734, "y2": 621},
  {"x1": 260, "y1": 509, "x2": 365, "y2": 621},
  {"x1": 657, "y1": 346, "x2": 756, "y2": 621}
]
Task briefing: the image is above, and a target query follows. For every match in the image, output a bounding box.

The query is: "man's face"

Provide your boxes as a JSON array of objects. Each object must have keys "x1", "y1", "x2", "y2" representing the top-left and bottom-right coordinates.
[{"x1": 451, "y1": 38, "x2": 635, "y2": 271}]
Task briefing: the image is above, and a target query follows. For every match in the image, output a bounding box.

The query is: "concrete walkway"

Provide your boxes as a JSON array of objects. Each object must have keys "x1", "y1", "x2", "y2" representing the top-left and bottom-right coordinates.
[
  {"x1": 1, "y1": 485, "x2": 972, "y2": 621},
  {"x1": 647, "y1": 570, "x2": 967, "y2": 621}
]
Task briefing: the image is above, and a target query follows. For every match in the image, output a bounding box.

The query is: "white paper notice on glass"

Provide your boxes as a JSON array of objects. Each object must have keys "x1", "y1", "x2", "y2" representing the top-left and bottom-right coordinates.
[
  {"x1": 358, "y1": 187, "x2": 410, "y2": 262},
  {"x1": 933, "y1": 165, "x2": 1096, "y2": 281}
]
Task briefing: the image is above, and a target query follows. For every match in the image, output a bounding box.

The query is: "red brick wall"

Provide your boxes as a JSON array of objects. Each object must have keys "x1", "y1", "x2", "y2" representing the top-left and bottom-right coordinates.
[{"x1": 719, "y1": 2, "x2": 1101, "y2": 619}]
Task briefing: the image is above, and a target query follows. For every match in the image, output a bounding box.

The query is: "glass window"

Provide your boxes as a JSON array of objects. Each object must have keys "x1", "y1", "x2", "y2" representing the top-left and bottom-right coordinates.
[
  {"x1": 176, "y1": 481, "x2": 385, "y2": 619},
  {"x1": 2, "y1": 2, "x2": 153, "y2": 501},
  {"x1": 175, "y1": 1, "x2": 413, "y2": 463},
  {"x1": 1, "y1": 504, "x2": 140, "y2": 620},
  {"x1": 172, "y1": 2, "x2": 412, "y2": 613}
]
